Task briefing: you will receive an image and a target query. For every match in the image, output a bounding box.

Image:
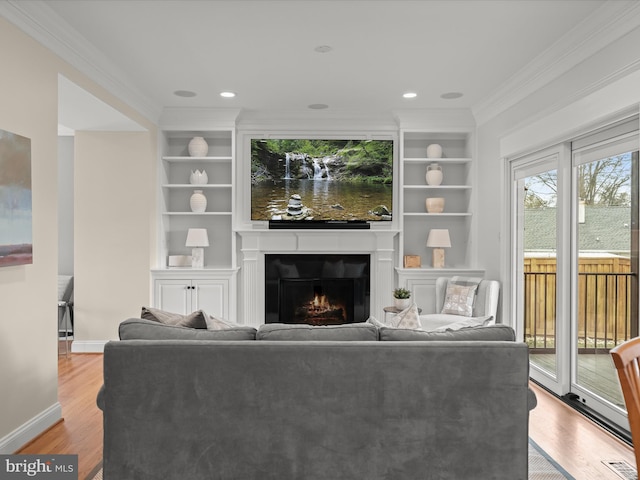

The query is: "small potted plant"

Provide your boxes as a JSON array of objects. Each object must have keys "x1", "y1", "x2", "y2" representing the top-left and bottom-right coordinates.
[{"x1": 393, "y1": 287, "x2": 412, "y2": 310}]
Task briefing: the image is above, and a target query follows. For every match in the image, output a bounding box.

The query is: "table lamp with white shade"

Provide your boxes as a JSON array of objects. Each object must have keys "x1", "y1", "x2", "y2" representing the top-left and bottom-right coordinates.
[
  {"x1": 185, "y1": 228, "x2": 209, "y2": 268},
  {"x1": 426, "y1": 229, "x2": 451, "y2": 268}
]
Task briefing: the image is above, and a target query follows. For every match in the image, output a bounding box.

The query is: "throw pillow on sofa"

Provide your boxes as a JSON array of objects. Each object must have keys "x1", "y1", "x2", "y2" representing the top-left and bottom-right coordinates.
[
  {"x1": 120, "y1": 318, "x2": 257, "y2": 340},
  {"x1": 389, "y1": 302, "x2": 421, "y2": 329},
  {"x1": 441, "y1": 283, "x2": 477, "y2": 317},
  {"x1": 367, "y1": 303, "x2": 421, "y2": 330},
  {"x1": 206, "y1": 313, "x2": 244, "y2": 330},
  {"x1": 141, "y1": 306, "x2": 207, "y2": 329},
  {"x1": 441, "y1": 276, "x2": 482, "y2": 316}
]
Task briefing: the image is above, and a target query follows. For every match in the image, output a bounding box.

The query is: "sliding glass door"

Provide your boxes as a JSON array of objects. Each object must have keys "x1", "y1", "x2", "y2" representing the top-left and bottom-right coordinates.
[
  {"x1": 570, "y1": 124, "x2": 639, "y2": 428},
  {"x1": 511, "y1": 115, "x2": 639, "y2": 429}
]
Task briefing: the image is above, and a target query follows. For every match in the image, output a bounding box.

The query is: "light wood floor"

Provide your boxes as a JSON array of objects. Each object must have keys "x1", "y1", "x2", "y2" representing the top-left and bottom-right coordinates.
[
  {"x1": 529, "y1": 382, "x2": 636, "y2": 479},
  {"x1": 13, "y1": 352, "x2": 638, "y2": 480},
  {"x1": 16, "y1": 352, "x2": 103, "y2": 480}
]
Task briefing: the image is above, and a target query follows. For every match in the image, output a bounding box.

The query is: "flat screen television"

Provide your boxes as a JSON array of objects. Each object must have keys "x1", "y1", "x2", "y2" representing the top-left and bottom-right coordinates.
[{"x1": 250, "y1": 138, "x2": 393, "y2": 224}]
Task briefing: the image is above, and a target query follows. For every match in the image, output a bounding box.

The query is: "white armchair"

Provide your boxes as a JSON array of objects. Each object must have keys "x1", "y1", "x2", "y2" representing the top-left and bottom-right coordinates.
[{"x1": 419, "y1": 276, "x2": 500, "y2": 331}]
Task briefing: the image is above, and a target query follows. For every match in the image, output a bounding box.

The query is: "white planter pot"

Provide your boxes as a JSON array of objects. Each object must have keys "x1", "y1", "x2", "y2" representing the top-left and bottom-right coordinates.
[{"x1": 393, "y1": 298, "x2": 411, "y2": 310}]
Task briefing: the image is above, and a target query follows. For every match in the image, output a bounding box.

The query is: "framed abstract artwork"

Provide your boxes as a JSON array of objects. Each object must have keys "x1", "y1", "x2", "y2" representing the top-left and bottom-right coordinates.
[{"x1": 0, "y1": 128, "x2": 32, "y2": 267}]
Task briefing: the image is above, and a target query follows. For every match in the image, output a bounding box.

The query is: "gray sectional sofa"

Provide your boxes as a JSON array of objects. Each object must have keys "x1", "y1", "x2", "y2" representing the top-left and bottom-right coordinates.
[{"x1": 99, "y1": 319, "x2": 535, "y2": 480}]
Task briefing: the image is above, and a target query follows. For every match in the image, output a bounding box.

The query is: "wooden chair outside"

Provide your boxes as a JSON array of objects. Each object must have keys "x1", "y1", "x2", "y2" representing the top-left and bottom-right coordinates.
[{"x1": 611, "y1": 336, "x2": 640, "y2": 470}]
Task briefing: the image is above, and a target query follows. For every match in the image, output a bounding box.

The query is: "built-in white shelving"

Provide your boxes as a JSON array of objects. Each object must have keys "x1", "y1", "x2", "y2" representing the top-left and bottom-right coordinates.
[
  {"x1": 157, "y1": 130, "x2": 235, "y2": 270},
  {"x1": 395, "y1": 128, "x2": 479, "y2": 314},
  {"x1": 398, "y1": 130, "x2": 475, "y2": 271},
  {"x1": 153, "y1": 124, "x2": 238, "y2": 319}
]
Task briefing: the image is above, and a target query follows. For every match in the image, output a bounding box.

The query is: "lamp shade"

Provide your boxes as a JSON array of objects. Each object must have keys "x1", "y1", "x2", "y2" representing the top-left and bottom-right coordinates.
[
  {"x1": 185, "y1": 228, "x2": 209, "y2": 247},
  {"x1": 426, "y1": 229, "x2": 451, "y2": 248}
]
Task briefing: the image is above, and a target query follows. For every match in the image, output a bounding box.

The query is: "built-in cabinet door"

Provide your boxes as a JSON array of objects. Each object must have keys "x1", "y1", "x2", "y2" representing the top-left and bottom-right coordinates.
[
  {"x1": 154, "y1": 279, "x2": 192, "y2": 314},
  {"x1": 154, "y1": 278, "x2": 228, "y2": 317},
  {"x1": 192, "y1": 280, "x2": 227, "y2": 318}
]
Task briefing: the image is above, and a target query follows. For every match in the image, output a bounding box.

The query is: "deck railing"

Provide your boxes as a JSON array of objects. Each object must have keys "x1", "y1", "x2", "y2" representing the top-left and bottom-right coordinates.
[{"x1": 524, "y1": 270, "x2": 636, "y2": 352}]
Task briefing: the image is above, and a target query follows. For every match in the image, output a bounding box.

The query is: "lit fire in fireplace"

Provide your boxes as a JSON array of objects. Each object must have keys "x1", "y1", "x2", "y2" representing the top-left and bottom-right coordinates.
[
  {"x1": 294, "y1": 290, "x2": 346, "y2": 325},
  {"x1": 312, "y1": 293, "x2": 327, "y2": 309}
]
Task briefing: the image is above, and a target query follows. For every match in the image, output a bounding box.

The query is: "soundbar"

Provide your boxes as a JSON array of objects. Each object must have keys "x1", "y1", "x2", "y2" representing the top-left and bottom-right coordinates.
[{"x1": 269, "y1": 220, "x2": 371, "y2": 230}]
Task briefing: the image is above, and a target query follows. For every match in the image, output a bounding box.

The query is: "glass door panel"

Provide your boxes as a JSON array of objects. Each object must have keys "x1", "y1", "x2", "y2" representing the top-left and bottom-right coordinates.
[
  {"x1": 523, "y1": 170, "x2": 558, "y2": 377},
  {"x1": 513, "y1": 144, "x2": 569, "y2": 396},
  {"x1": 573, "y1": 150, "x2": 638, "y2": 415}
]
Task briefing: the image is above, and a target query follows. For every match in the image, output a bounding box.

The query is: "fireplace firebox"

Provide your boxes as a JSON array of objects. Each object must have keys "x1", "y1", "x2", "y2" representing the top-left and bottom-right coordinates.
[{"x1": 265, "y1": 254, "x2": 370, "y2": 325}]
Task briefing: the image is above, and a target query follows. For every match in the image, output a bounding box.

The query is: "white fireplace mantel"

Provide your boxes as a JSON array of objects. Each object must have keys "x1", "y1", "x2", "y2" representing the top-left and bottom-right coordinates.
[{"x1": 236, "y1": 228, "x2": 399, "y2": 326}]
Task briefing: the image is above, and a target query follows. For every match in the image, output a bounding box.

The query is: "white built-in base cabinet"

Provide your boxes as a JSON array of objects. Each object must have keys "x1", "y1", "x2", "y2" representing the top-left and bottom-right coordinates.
[{"x1": 151, "y1": 270, "x2": 237, "y2": 320}]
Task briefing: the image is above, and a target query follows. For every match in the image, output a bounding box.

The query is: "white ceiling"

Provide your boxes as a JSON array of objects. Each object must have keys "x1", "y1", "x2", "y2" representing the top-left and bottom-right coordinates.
[
  {"x1": 5, "y1": 0, "x2": 640, "y2": 127},
  {"x1": 58, "y1": 75, "x2": 147, "y2": 134}
]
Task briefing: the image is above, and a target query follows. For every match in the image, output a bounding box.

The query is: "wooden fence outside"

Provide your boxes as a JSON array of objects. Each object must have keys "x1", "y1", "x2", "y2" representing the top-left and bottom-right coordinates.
[{"x1": 524, "y1": 256, "x2": 634, "y2": 351}]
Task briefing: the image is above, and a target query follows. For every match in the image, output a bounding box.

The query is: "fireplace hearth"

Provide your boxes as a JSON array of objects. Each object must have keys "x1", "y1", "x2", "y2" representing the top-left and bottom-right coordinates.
[{"x1": 265, "y1": 254, "x2": 370, "y2": 325}]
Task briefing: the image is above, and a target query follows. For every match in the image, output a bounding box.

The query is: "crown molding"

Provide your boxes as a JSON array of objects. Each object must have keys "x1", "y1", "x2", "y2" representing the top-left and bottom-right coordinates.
[
  {"x1": 160, "y1": 107, "x2": 241, "y2": 131},
  {"x1": 472, "y1": 0, "x2": 640, "y2": 126},
  {"x1": 392, "y1": 108, "x2": 475, "y2": 131},
  {"x1": 0, "y1": 0, "x2": 162, "y2": 123},
  {"x1": 236, "y1": 108, "x2": 398, "y2": 132}
]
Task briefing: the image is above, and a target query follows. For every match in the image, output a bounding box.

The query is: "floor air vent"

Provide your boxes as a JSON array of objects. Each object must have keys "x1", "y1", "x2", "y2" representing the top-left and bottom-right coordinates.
[{"x1": 603, "y1": 460, "x2": 637, "y2": 480}]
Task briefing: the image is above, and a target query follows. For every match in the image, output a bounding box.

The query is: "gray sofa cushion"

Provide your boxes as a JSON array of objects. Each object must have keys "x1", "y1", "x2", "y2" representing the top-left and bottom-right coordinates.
[
  {"x1": 119, "y1": 318, "x2": 256, "y2": 340},
  {"x1": 380, "y1": 324, "x2": 515, "y2": 341},
  {"x1": 257, "y1": 322, "x2": 378, "y2": 341}
]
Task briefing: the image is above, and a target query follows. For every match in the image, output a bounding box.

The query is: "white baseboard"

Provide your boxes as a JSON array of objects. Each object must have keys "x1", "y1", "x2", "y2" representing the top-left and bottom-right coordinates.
[
  {"x1": 71, "y1": 340, "x2": 107, "y2": 353},
  {"x1": 0, "y1": 403, "x2": 62, "y2": 454}
]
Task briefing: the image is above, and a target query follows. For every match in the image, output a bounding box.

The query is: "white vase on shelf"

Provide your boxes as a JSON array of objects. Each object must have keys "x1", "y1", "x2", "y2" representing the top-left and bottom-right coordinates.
[
  {"x1": 188, "y1": 137, "x2": 208, "y2": 157},
  {"x1": 426, "y1": 163, "x2": 443, "y2": 186},
  {"x1": 190, "y1": 169, "x2": 208, "y2": 185},
  {"x1": 426, "y1": 143, "x2": 443, "y2": 158},
  {"x1": 190, "y1": 190, "x2": 207, "y2": 213}
]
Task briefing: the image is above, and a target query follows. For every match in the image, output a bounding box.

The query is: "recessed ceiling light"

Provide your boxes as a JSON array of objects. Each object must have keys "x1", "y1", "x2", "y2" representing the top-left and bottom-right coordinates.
[
  {"x1": 308, "y1": 103, "x2": 329, "y2": 110},
  {"x1": 441, "y1": 92, "x2": 463, "y2": 99},
  {"x1": 403, "y1": 92, "x2": 417, "y2": 99},
  {"x1": 220, "y1": 91, "x2": 236, "y2": 98},
  {"x1": 314, "y1": 45, "x2": 332, "y2": 53},
  {"x1": 174, "y1": 90, "x2": 197, "y2": 98}
]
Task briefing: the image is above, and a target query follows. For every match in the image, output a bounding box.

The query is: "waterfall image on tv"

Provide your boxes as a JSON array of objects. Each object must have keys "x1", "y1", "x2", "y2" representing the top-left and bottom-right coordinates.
[{"x1": 251, "y1": 139, "x2": 393, "y2": 222}]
